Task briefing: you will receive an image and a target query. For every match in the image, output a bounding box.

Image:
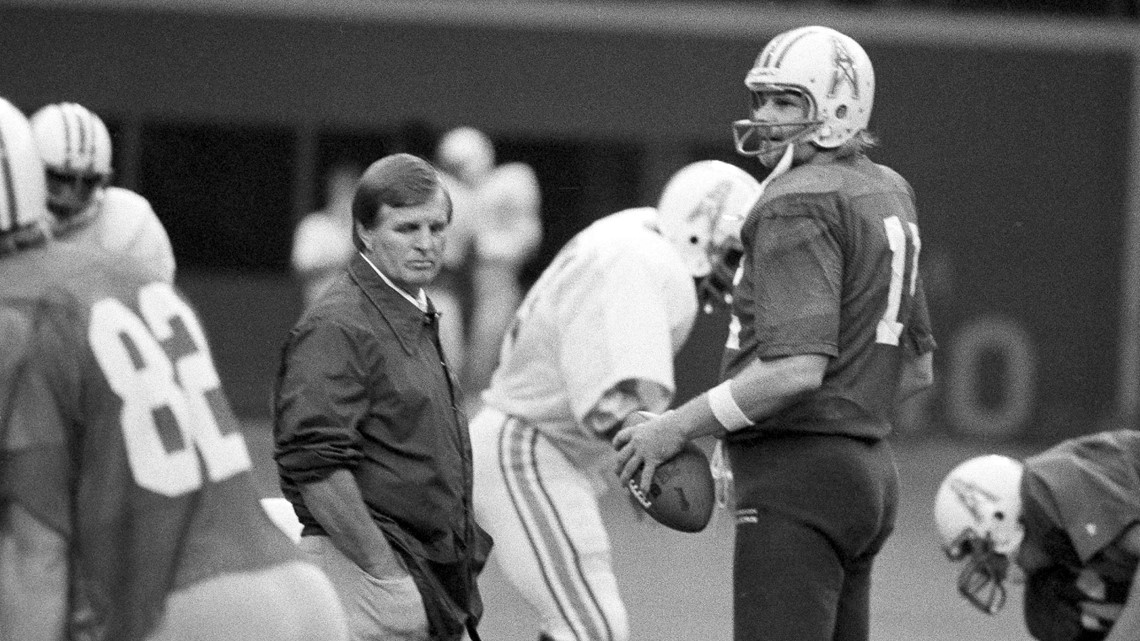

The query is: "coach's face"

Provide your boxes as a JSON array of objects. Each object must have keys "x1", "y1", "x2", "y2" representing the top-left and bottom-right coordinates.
[{"x1": 360, "y1": 186, "x2": 449, "y2": 295}]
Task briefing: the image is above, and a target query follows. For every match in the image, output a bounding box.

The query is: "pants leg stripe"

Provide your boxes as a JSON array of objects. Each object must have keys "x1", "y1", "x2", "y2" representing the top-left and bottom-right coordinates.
[{"x1": 498, "y1": 419, "x2": 614, "y2": 641}]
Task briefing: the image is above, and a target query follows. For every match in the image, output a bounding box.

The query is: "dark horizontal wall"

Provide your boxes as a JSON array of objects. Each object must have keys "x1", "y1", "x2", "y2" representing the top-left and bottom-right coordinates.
[
  {"x1": 1, "y1": 5, "x2": 1132, "y2": 440},
  {"x1": 0, "y1": 6, "x2": 760, "y2": 139}
]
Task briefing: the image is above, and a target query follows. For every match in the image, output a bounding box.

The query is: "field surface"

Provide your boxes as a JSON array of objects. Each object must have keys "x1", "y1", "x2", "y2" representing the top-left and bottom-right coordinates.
[{"x1": 245, "y1": 422, "x2": 1037, "y2": 641}]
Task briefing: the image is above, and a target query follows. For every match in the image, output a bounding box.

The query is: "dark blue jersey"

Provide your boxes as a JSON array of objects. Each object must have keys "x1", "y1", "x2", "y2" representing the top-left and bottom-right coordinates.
[
  {"x1": 0, "y1": 242, "x2": 299, "y2": 641},
  {"x1": 722, "y1": 154, "x2": 935, "y2": 439}
]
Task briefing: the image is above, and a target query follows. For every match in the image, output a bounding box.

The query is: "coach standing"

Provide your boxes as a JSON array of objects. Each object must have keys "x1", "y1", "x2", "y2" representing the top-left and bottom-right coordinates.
[{"x1": 273, "y1": 153, "x2": 492, "y2": 641}]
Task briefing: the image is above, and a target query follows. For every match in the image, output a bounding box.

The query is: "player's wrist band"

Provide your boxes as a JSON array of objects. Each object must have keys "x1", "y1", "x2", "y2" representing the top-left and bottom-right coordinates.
[{"x1": 707, "y1": 380, "x2": 753, "y2": 432}]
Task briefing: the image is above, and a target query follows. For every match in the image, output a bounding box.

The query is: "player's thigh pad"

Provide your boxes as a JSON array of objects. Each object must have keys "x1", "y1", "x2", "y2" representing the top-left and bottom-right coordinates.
[
  {"x1": 470, "y1": 409, "x2": 629, "y2": 641},
  {"x1": 148, "y1": 560, "x2": 349, "y2": 641},
  {"x1": 298, "y1": 535, "x2": 429, "y2": 641}
]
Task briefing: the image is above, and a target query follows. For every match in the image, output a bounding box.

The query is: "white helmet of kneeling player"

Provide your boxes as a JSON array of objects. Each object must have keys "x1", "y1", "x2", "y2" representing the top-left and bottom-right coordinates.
[
  {"x1": 0, "y1": 98, "x2": 50, "y2": 244},
  {"x1": 933, "y1": 454, "x2": 1025, "y2": 615},
  {"x1": 656, "y1": 160, "x2": 761, "y2": 310},
  {"x1": 732, "y1": 26, "x2": 875, "y2": 162},
  {"x1": 29, "y1": 102, "x2": 114, "y2": 230}
]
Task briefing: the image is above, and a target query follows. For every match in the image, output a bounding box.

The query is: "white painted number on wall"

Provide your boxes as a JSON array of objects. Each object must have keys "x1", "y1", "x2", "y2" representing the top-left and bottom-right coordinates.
[{"x1": 89, "y1": 283, "x2": 251, "y2": 497}]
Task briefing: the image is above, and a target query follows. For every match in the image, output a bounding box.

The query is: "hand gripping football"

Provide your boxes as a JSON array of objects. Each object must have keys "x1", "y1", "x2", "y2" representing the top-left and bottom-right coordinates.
[{"x1": 624, "y1": 411, "x2": 715, "y2": 533}]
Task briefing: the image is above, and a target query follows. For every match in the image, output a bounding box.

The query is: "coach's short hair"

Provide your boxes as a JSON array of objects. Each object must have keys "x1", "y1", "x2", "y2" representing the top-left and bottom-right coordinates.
[{"x1": 352, "y1": 153, "x2": 451, "y2": 250}]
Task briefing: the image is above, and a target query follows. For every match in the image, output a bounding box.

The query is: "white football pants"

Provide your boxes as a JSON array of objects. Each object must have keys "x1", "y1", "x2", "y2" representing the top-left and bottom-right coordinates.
[{"x1": 470, "y1": 408, "x2": 630, "y2": 641}]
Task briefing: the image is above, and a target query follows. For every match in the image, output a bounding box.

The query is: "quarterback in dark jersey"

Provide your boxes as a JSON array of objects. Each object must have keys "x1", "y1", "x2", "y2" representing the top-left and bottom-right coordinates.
[
  {"x1": 936, "y1": 430, "x2": 1140, "y2": 641},
  {"x1": 616, "y1": 26, "x2": 935, "y2": 641},
  {"x1": 0, "y1": 98, "x2": 347, "y2": 641}
]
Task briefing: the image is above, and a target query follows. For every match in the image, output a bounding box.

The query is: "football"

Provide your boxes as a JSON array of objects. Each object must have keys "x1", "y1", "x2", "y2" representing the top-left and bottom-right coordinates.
[{"x1": 623, "y1": 411, "x2": 716, "y2": 533}]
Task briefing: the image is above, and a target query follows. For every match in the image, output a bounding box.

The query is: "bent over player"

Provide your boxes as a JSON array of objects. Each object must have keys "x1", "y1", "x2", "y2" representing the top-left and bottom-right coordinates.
[
  {"x1": 616, "y1": 26, "x2": 936, "y2": 641},
  {"x1": 0, "y1": 98, "x2": 347, "y2": 641},
  {"x1": 470, "y1": 160, "x2": 762, "y2": 641},
  {"x1": 30, "y1": 102, "x2": 176, "y2": 282},
  {"x1": 935, "y1": 430, "x2": 1140, "y2": 641}
]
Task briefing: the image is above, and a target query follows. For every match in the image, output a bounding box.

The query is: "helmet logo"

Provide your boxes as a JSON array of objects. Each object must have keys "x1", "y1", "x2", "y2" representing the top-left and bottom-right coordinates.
[
  {"x1": 827, "y1": 37, "x2": 860, "y2": 100},
  {"x1": 949, "y1": 477, "x2": 999, "y2": 524},
  {"x1": 690, "y1": 179, "x2": 733, "y2": 229}
]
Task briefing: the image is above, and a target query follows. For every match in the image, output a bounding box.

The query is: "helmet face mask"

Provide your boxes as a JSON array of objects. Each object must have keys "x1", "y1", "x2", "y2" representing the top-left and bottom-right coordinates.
[
  {"x1": 45, "y1": 167, "x2": 109, "y2": 222},
  {"x1": 733, "y1": 26, "x2": 875, "y2": 160},
  {"x1": 944, "y1": 529, "x2": 1012, "y2": 615},
  {"x1": 732, "y1": 88, "x2": 821, "y2": 162},
  {"x1": 934, "y1": 455, "x2": 1026, "y2": 617}
]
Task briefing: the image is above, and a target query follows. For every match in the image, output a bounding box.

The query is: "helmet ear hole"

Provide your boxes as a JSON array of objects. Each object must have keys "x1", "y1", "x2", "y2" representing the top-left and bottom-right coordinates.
[
  {"x1": 836, "y1": 105, "x2": 848, "y2": 119},
  {"x1": 689, "y1": 235, "x2": 700, "y2": 246},
  {"x1": 994, "y1": 511, "x2": 1005, "y2": 521}
]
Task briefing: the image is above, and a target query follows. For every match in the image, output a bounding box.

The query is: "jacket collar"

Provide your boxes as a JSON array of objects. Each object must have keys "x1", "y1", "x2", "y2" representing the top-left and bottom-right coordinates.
[{"x1": 348, "y1": 253, "x2": 434, "y2": 355}]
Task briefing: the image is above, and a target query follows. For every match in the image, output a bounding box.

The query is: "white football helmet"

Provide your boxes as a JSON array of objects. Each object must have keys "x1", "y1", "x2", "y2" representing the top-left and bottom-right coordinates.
[
  {"x1": 29, "y1": 102, "x2": 113, "y2": 225},
  {"x1": 435, "y1": 126, "x2": 495, "y2": 185},
  {"x1": 732, "y1": 26, "x2": 875, "y2": 158},
  {"x1": 0, "y1": 98, "x2": 49, "y2": 238},
  {"x1": 933, "y1": 454, "x2": 1025, "y2": 615},
  {"x1": 656, "y1": 160, "x2": 761, "y2": 278}
]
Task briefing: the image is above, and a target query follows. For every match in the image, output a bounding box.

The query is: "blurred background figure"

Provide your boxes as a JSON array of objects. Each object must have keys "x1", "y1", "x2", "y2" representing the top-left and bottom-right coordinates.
[
  {"x1": 433, "y1": 126, "x2": 542, "y2": 401},
  {"x1": 291, "y1": 161, "x2": 363, "y2": 311},
  {"x1": 29, "y1": 101, "x2": 176, "y2": 283}
]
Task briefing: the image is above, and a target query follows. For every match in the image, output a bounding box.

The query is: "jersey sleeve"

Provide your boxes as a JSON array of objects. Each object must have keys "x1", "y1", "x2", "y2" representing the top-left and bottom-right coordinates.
[
  {"x1": 0, "y1": 305, "x2": 76, "y2": 536},
  {"x1": 557, "y1": 245, "x2": 686, "y2": 423},
  {"x1": 108, "y1": 190, "x2": 177, "y2": 284},
  {"x1": 747, "y1": 201, "x2": 841, "y2": 358},
  {"x1": 129, "y1": 202, "x2": 177, "y2": 284},
  {"x1": 905, "y1": 265, "x2": 937, "y2": 355}
]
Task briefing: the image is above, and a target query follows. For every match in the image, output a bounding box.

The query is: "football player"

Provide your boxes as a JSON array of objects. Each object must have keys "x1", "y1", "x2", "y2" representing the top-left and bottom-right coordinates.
[
  {"x1": 30, "y1": 102, "x2": 176, "y2": 283},
  {"x1": 935, "y1": 431, "x2": 1140, "y2": 641},
  {"x1": 470, "y1": 160, "x2": 762, "y2": 641},
  {"x1": 0, "y1": 97, "x2": 347, "y2": 641},
  {"x1": 291, "y1": 162, "x2": 362, "y2": 310},
  {"x1": 431, "y1": 126, "x2": 542, "y2": 399},
  {"x1": 615, "y1": 26, "x2": 936, "y2": 641}
]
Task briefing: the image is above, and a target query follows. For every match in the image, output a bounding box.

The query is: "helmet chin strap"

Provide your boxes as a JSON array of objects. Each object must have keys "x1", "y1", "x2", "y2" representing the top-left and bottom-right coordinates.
[{"x1": 759, "y1": 143, "x2": 795, "y2": 193}]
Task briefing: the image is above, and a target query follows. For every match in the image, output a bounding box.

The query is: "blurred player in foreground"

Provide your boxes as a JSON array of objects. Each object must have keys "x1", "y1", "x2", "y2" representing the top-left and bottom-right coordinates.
[
  {"x1": 291, "y1": 162, "x2": 362, "y2": 310},
  {"x1": 0, "y1": 98, "x2": 347, "y2": 641},
  {"x1": 433, "y1": 127, "x2": 542, "y2": 398},
  {"x1": 30, "y1": 101, "x2": 176, "y2": 283},
  {"x1": 935, "y1": 430, "x2": 1140, "y2": 641},
  {"x1": 615, "y1": 26, "x2": 936, "y2": 641},
  {"x1": 470, "y1": 160, "x2": 762, "y2": 641}
]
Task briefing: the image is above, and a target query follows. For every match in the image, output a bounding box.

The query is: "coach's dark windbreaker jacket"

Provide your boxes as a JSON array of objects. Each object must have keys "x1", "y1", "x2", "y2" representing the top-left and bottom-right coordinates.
[{"x1": 273, "y1": 252, "x2": 492, "y2": 641}]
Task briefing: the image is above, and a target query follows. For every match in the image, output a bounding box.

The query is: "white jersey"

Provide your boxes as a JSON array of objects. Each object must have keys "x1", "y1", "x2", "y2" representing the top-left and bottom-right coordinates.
[
  {"x1": 440, "y1": 162, "x2": 542, "y2": 270},
  {"x1": 290, "y1": 207, "x2": 355, "y2": 310},
  {"x1": 55, "y1": 186, "x2": 176, "y2": 283},
  {"x1": 481, "y1": 207, "x2": 697, "y2": 463}
]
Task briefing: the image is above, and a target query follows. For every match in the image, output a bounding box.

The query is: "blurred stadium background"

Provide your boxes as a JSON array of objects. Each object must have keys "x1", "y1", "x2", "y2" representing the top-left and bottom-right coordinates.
[{"x1": 4, "y1": 0, "x2": 1140, "y2": 638}]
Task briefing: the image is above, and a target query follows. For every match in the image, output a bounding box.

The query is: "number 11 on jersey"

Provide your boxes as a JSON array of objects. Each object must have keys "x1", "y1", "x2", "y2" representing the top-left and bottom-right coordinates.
[{"x1": 876, "y1": 215, "x2": 921, "y2": 346}]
